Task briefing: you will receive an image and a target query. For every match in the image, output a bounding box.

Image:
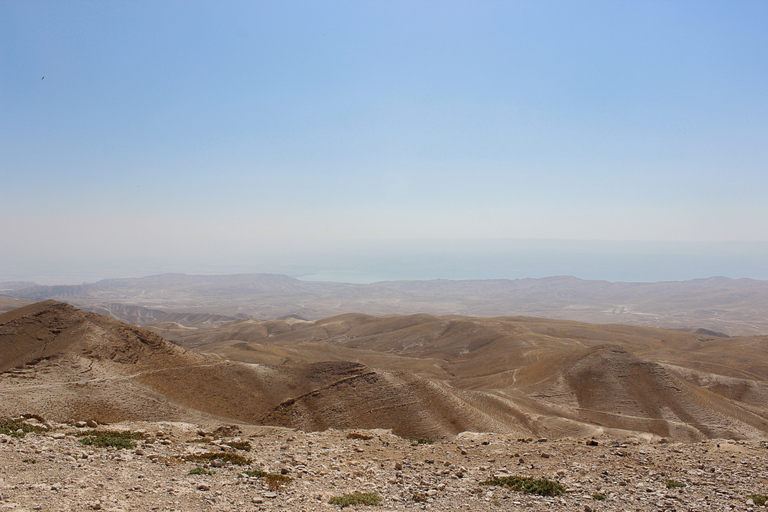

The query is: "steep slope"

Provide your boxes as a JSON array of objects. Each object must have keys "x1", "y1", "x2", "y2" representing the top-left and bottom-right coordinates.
[
  {"x1": 0, "y1": 301, "x2": 222, "y2": 423},
  {"x1": 539, "y1": 345, "x2": 768, "y2": 441},
  {"x1": 1, "y1": 302, "x2": 524, "y2": 438},
  {"x1": 148, "y1": 312, "x2": 768, "y2": 441}
]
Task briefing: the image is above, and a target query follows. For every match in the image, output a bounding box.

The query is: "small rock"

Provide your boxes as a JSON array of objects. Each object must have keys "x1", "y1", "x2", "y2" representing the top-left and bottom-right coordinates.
[{"x1": 86, "y1": 419, "x2": 98, "y2": 428}]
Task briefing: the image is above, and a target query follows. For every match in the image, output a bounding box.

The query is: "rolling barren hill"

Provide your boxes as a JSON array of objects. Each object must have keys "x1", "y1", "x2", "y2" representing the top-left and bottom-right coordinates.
[
  {"x1": 3, "y1": 300, "x2": 767, "y2": 443},
  {"x1": 5, "y1": 273, "x2": 768, "y2": 335},
  {"x1": 149, "y1": 312, "x2": 768, "y2": 442},
  {"x1": 0, "y1": 302, "x2": 520, "y2": 437}
]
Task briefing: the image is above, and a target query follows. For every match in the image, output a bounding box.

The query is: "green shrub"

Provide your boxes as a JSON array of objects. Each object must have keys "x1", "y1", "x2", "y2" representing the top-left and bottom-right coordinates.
[
  {"x1": 749, "y1": 494, "x2": 768, "y2": 506},
  {"x1": 22, "y1": 458, "x2": 36, "y2": 464},
  {"x1": 183, "y1": 452, "x2": 250, "y2": 466},
  {"x1": 406, "y1": 436, "x2": 435, "y2": 445},
  {"x1": 592, "y1": 492, "x2": 607, "y2": 500},
  {"x1": 480, "y1": 475, "x2": 565, "y2": 497},
  {"x1": 224, "y1": 440, "x2": 251, "y2": 451},
  {"x1": 77, "y1": 430, "x2": 143, "y2": 449},
  {"x1": 665, "y1": 479, "x2": 686, "y2": 489},
  {"x1": 0, "y1": 418, "x2": 47, "y2": 438},
  {"x1": 328, "y1": 492, "x2": 382, "y2": 507},
  {"x1": 243, "y1": 470, "x2": 293, "y2": 490},
  {"x1": 189, "y1": 466, "x2": 215, "y2": 475}
]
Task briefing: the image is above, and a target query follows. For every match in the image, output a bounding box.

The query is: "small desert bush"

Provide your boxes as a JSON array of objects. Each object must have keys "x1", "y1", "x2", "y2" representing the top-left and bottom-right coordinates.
[
  {"x1": 405, "y1": 436, "x2": 435, "y2": 445},
  {"x1": 183, "y1": 451, "x2": 250, "y2": 466},
  {"x1": 749, "y1": 494, "x2": 768, "y2": 506},
  {"x1": 224, "y1": 440, "x2": 251, "y2": 451},
  {"x1": 0, "y1": 418, "x2": 47, "y2": 438},
  {"x1": 189, "y1": 466, "x2": 215, "y2": 475},
  {"x1": 665, "y1": 479, "x2": 686, "y2": 489},
  {"x1": 243, "y1": 470, "x2": 293, "y2": 491},
  {"x1": 77, "y1": 429, "x2": 143, "y2": 449},
  {"x1": 592, "y1": 492, "x2": 607, "y2": 500},
  {"x1": 480, "y1": 475, "x2": 565, "y2": 497},
  {"x1": 328, "y1": 492, "x2": 382, "y2": 507}
]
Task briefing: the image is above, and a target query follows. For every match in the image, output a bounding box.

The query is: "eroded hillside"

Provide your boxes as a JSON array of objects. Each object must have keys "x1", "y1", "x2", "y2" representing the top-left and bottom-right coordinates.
[{"x1": 3, "y1": 301, "x2": 768, "y2": 442}]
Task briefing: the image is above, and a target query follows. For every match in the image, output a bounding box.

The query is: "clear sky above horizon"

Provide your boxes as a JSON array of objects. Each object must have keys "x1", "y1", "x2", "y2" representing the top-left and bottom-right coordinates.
[{"x1": 2, "y1": 1, "x2": 768, "y2": 283}]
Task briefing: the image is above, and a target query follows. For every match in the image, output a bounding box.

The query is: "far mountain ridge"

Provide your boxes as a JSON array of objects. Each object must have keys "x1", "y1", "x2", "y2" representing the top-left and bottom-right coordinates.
[{"x1": 4, "y1": 273, "x2": 768, "y2": 335}]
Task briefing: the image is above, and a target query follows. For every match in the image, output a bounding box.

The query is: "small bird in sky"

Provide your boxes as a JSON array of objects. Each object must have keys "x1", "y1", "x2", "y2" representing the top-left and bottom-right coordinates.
[{"x1": 41, "y1": 76, "x2": 44, "y2": 80}]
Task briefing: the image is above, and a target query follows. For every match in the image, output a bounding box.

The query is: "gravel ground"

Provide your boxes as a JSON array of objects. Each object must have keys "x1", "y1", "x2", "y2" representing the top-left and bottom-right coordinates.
[{"x1": 1, "y1": 418, "x2": 767, "y2": 512}]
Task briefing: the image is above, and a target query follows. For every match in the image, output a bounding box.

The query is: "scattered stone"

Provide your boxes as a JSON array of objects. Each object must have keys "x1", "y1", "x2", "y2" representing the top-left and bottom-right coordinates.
[{"x1": 0, "y1": 422, "x2": 765, "y2": 511}]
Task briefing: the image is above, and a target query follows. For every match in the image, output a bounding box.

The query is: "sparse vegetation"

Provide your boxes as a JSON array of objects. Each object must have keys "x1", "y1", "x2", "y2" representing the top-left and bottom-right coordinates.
[
  {"x1": 22, "y1": 458, "x2": 36, "y2": 464},
  {"x1": 411, "y1": 493, "x2": 427, "y2": 503},
  {"x1": 77, "y1": 429, "x2": 143, "y2": 449},
  {"x1": 0, "y1": 418, "x2": 47, "y2": 438},
  {"x1": 480, "y1": 475, "x2": 565, "y2": 497},
  {"x1": 189, "y1": 466, "x2": 215, "y2": 475},
  {"x1": 665, "y1": 479, "x2": 686, "y2": 489},
  {"x1": 183, "y1": 452, "x2": 250, "y2": 466},
  {"x1": 749, "y1": 494, "x2": 768, "y2": 506},
  {"x1": 243, "y1": 470, "x2": 293, "y2": 491},
  {"x1": 328, "y1": 492, "x2": 382, "y2": 507},
  {"x1": 224, "y1": 440, "x2": 251, "y2": 451},
  {"x1": 406, "y1": 436, "x2": 435, "y2": 445},
  {"x1": 592, "y1": 492, "x2": 607, "y2": 500}
]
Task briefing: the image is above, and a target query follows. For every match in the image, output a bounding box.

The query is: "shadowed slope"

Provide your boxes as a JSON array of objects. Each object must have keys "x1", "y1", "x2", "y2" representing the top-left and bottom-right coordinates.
[
  {"x1": 149, "y1": 312, "x2": 768, "y2": 441},
  {"x1": 1, "y1": 302, "x2": 525, "y2": 438}
]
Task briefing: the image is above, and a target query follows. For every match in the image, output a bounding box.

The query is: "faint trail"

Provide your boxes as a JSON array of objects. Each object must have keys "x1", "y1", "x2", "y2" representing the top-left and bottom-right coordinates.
[{"x1": 0, "y1": 360, "x2": 232, "y2": 391}]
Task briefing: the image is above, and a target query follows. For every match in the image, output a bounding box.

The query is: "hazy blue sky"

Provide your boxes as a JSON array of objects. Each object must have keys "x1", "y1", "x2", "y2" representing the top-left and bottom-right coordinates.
[{"x1": 2, "y1": 1, "x2": 767, "y2": 283}]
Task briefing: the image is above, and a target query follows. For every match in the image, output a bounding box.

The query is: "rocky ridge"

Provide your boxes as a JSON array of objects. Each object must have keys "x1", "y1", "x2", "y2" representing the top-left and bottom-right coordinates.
[{"x1": 1, "y1": 416, "x2": 766, "y2": 512}]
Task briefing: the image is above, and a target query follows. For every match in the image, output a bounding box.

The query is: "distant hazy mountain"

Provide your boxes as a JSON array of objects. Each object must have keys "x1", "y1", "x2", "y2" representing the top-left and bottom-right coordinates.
[{"x1": 4, "y1": 273, "x2": 768, "y2": 335}]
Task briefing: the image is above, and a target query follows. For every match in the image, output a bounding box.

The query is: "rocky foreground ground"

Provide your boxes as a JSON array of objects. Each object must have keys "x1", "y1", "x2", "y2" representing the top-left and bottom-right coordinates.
[{"x1": 1, "y1": 417, "x2": 767, "y2": 512}]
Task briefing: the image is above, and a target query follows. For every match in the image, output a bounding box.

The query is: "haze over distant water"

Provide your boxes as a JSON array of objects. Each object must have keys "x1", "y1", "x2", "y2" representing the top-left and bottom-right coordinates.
[
  {"x1": 2, "y1": 2, "x2": 767, "y2": 285},
  {"x1": 3, "y1": 239, "x2": 768, "y2": 285}
]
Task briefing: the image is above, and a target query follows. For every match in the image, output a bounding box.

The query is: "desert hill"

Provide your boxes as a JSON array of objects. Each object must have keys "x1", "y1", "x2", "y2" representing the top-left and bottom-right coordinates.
[
  {"x1": 6, "y1": 273, "x2": 768, "y2": 335},
  {"x1": 3, "y1": 301, "x2": 768, "y2": 442},
  {"x1": 0, "y1": 302, "x2": 518, "y2": 438},
  {"x1": 145, "y1": 311, "x2": 768, "y2": 442}
]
